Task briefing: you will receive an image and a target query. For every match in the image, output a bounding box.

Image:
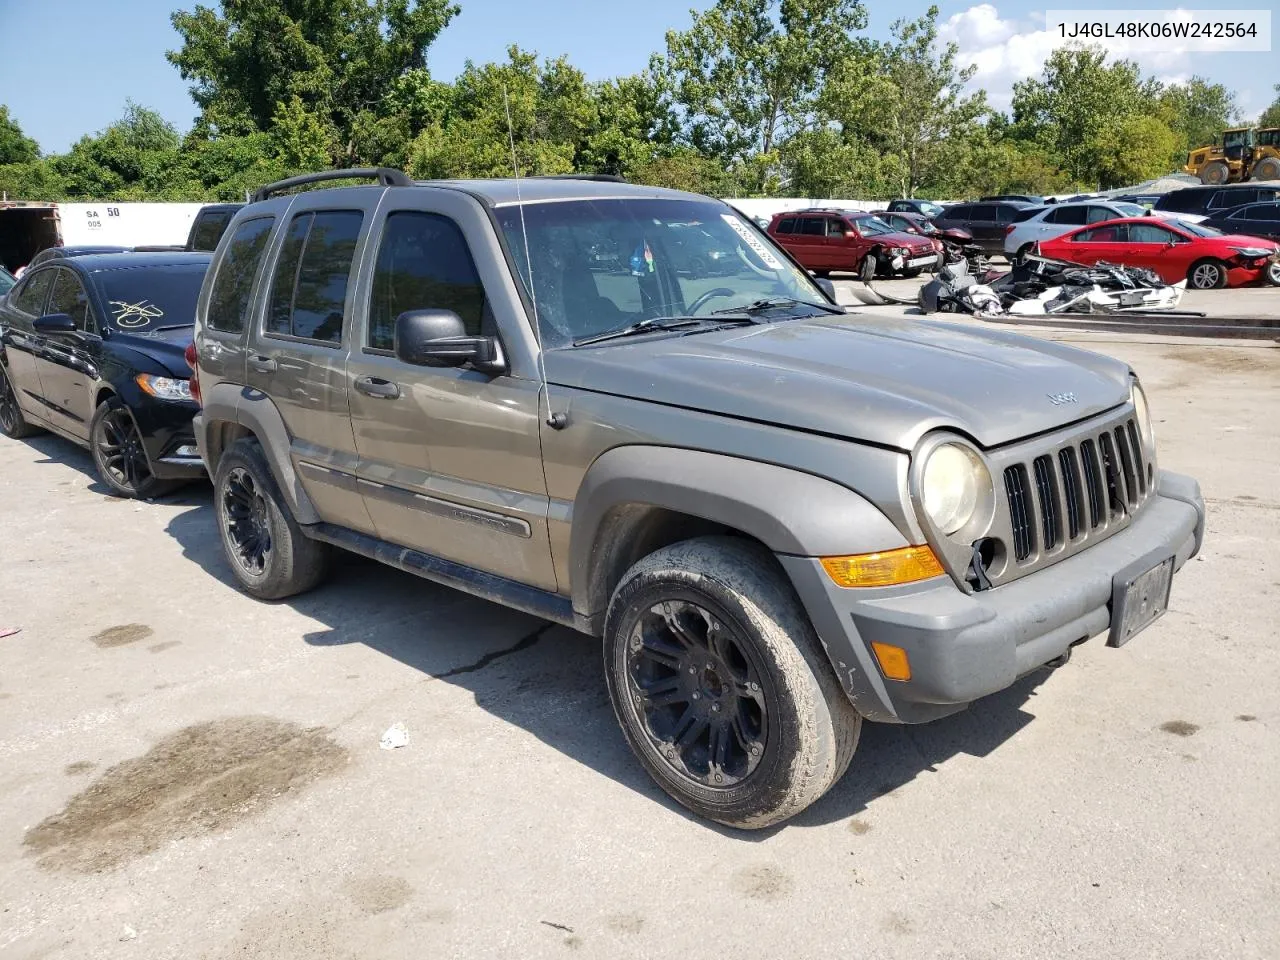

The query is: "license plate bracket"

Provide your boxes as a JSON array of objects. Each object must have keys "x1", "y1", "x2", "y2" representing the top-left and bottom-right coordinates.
[{"x1": 1108, "y1": 553, "x2": 1175, "y2": 647}]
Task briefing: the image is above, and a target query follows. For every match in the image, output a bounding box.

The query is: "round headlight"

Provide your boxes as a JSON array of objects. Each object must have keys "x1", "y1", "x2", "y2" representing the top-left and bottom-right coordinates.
[
  {"x1": 921, "y1": 442, "x2": 991, "y2": 535},
  {"x1": 1131, "y1": 381, "x2": 1155, "y2": 453}
]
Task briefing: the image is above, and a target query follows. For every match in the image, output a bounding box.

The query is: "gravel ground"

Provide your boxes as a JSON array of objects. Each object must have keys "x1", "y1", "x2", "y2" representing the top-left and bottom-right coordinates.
[{"x1": 0, "y1": 322, "x2": 1277, "y2": 960}]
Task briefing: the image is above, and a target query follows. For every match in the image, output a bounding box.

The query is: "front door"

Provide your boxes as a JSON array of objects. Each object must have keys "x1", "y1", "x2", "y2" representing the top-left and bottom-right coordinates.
[
  {"x1": 0, "y1": 267, "x2": 55, "y2": 423},
  {"x1": 36, "y1": 267, "x2": 101, "y2": 439},
  {"x1": 345, "y1": 199, "x2": 557, "y2": 591},
  {"x1": 1123, "y1": 222, "x2": 1185, "y2": 279},
  {"x1": 245, "y1": 196, "x2": 379, "y2": 535}
]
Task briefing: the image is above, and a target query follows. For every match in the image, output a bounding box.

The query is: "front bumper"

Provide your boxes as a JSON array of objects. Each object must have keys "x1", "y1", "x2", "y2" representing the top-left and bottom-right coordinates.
[
  {"x1": 781, "y1": 470, "x2": 1205, "y2": 724},
  {"x1": 134, "y1": 398, "x2": 205, "y2": 480}
]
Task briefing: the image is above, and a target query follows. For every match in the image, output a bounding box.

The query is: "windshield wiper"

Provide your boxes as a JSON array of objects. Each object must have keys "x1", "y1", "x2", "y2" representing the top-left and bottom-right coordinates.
[
  {"x1": 711, "y1": 296, "x2": 843, "y2": 317},
  {"x1": 573, "y1": 314, "x2": 756, "y2": 347},
  {"x1": 152, "y1": 323, "x2": 195, "y2": 332}
]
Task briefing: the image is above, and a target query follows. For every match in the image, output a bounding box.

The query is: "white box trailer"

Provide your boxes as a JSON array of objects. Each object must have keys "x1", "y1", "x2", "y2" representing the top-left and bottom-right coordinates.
[{"x1": 0, "y1": 201, "x2": 208, "y2": 272}]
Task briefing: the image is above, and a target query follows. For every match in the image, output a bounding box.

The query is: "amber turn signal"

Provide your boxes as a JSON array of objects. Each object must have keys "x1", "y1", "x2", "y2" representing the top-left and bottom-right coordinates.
[
  {"x1": 871, "y1": 642, "x2": 912, "y2": 681},
  {"x1": 819, "y1": 546, "x2": 945, "y2": 588}
]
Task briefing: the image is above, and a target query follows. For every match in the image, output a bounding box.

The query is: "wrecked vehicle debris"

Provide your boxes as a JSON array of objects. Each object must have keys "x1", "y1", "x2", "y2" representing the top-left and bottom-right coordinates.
[{"x1": 918, "y1": 256, "x2": 1191, "y2": 317}]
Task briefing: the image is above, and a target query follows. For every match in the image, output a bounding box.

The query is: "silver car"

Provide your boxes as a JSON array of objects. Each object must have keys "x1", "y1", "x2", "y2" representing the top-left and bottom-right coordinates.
[{"x1": 1004, "y1": 201, "x2": 1149, "y2": 260}]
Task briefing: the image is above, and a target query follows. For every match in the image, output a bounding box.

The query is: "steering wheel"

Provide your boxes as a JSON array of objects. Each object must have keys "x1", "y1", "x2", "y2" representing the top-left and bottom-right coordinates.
[{"x1": 686, "y1": 287, "x2": 737, "y2": 315}]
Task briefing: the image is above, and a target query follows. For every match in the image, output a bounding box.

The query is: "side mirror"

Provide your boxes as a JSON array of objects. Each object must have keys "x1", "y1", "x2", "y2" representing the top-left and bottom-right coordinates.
[
  {"x1": 815, "y1": 277, "x2": 837, "y2": 302},
  {"x1": 33, "y1": 313, "x2": 76, "y2": 334},
  {"x1": 844, "y1": 231, "x2": 858, "y2": 239},
  {"x1": 394, "y1": 309, "x2": 505, "y2": 373}
]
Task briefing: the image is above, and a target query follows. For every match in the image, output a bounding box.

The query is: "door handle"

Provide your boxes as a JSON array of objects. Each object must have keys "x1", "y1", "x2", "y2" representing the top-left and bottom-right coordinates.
[
  {"x1": 354, "y1": 376, "x2": 400, "y2": 399},
  {"x1": 248, "y1": 355, "x2": 277, "y2": 373}
]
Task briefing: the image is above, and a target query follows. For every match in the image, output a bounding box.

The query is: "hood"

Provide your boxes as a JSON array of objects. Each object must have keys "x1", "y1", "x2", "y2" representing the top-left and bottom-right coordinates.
[
  {"x1": 108, "y1": 325, "x2": 193, "y2": 377},
  {"x1": 1214, "y1": 234, "x2": 1280, "y2": 252},
  {"x1": 545, "y1": 315, "x2": 1132, "y2": 450},
  {"x1": 935, "y1": 225, "x2": 973, "y2": 241},
  {"x1": 880, "y1": 231, "x2": 934, "y2": 252}
]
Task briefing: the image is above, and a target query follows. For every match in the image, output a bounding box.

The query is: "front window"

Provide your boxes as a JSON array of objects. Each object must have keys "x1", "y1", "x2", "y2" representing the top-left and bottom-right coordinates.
[
  {"x1": 852, "y1": 216, "x2": 894, "y2": 236},
  {"x1": 1223, "y1": 129, "x2": 1253, "y2": 149},
  {"x1": 1174, "y1": 220, "x2": 1223, "y2": 238},
  {"x1": 97, "y1": 262, "x2": 210, "y2": 331},
  {"x1": 495, "y1": 198, "x2": 829, "y2": 349}
]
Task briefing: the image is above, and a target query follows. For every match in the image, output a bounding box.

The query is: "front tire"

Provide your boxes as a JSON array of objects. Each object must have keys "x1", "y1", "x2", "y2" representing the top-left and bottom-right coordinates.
[
  {"x1": 0, "y1": 361, "x2": 41, "y2": 440},
  {"x1": 1188, "y1": 259, "x2": 1228, "y2": 290},
  {"x1": 1266, "y1": 260, "x2": 1280, "y2": 287},
  {"x1": 1200, "y1": 160, "x2": 1230, "y2": 185},
  {"x1": 89, "y1": 398, "x2": 172, "y2": 499},
  {"x1": 603, "y1": 536, "x2": 861, "y2": 829},
  {"x1": 213, "y1": 437, "x2": 329, "y2": 600}
]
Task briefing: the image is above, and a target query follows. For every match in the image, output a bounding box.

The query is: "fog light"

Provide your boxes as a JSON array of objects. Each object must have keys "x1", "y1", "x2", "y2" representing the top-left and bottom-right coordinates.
[
  {"x1": 871, "y1": 642, "x2": 911, "y2": 681},
  {"x1": 820, "y1": 546, "x2": 945, "y2": 587}
]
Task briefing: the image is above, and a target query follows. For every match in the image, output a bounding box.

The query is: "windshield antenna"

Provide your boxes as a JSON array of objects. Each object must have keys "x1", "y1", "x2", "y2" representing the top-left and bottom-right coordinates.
[{"x1": 503, "y1": 85, "x2": 564, "y2": 429}]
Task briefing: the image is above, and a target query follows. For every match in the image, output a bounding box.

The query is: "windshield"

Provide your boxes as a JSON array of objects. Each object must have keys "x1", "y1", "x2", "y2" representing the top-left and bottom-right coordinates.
[
  {"x1": 96, "y1": 261, "x2": 210, "y2": 330},
  {"x1": 853, "y1": 216, "x2": 894, "y2": 237},
  {"x1": 495, "y1": 198, "x2": 828, "y2": 348},
  {"x1": 1175, "y1": 220, "x2": 1223, "y2": 238},
  {"x1": 1114, "y1": 202, "x2": 1146, "y2": 217}
]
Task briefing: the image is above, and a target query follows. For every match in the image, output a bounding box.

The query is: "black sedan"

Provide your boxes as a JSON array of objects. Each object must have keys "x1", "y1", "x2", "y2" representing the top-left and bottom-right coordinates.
[
  {"x1": 1199, "y1": 201, "x2": 1280, "y2": 244},
  {"x1": 0, "y1": 252, "x2": 211, "y2": 498}
]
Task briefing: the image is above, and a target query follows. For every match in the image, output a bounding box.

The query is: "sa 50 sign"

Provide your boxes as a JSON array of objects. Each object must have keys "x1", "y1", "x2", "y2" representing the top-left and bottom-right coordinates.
[{"x1": 83, "y1": 206, "x2": 120, "y2": 229}]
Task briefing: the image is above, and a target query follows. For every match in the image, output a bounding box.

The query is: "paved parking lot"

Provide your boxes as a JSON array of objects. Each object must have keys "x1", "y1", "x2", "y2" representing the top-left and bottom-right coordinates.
[{"x1": 1, "y1": 321, "x2": 1278, "y2": 959}]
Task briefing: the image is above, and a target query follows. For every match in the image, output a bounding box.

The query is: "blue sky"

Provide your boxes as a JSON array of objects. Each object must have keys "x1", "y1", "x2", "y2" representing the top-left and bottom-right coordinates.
[{"x1": 0, "y1": 0, "x2": 1273, "y2": 153}]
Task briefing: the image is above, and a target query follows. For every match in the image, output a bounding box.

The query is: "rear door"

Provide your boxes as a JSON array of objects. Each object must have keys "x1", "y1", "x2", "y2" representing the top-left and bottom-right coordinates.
[
  {"x1": 36, "y1": 267, "x2": 101, "y2": 439},
  {"x1": 0, "y1": 268, "x2": 56, "y2": 423},
  {"x1": 1058, "y1": 223, "x2": 1130, "y2": 267},
  {"x1": 968, "y1": 205, "x2": 1000, "y2": 246},
  {"x1": 246, "y1": 191, "x2": 381, "y2": 535},
  {"x1": 344, "y1": 195, "x2": 557, "y2": 590}
]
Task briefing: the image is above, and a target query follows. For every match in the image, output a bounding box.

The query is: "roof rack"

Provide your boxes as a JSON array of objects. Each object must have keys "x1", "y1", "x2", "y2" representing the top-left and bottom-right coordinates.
[
  {"x1": 251, "y1": 167, "x2": 414, "y2": 203},
  {"x1": 530, "y1": 174, "x2": 626, "y2": 183}
]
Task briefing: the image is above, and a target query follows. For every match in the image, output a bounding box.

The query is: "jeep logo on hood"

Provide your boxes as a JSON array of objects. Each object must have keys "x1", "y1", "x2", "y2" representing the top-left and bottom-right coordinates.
[{"x1": 1048, "y1": 392, "x2": 1078, "y2": 406}]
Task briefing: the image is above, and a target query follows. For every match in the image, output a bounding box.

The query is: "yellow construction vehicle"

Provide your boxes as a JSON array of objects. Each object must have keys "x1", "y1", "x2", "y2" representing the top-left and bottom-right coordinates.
[{"x1": 1184, "y1": 127, "x2": 1280, "y2": 184}]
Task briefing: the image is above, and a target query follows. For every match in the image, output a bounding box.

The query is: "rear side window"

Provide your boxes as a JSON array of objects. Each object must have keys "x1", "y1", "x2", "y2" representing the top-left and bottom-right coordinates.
[
  {"x1": 11, "y1": 269, "x2": 54, "y2": 315},
  {"x1": 1156, "y1": 191, "x2": 1199, "y2": 213},
  {"x1": 189, "y1": 211, "x2": 233, "y2": 252},
  {"x1": 47, "y1": 268, "x2": 95, "y2": 333},
  {"x1": 1074, "y1": 224, "x2": 1127, "y2": 242},
  {"x1": 798, "y1": 217, "x2": 826, "y2": 236},
  {"x1": 1244, "y1": 205, "x2": 1279, "y2": 221},
  {"x1": 207, "y1": 217, "x2": 275, "y2": 334},
  {"x1": 1208, "y1": 190, "x2": 1249, "y2": 209},
  {"x1": 971, "y1": 205, "x2": 997, "y2": 221},
  {"x1": 368, "y1": 212, "x2": 487, "y2": 352},
  {"x1": 943, "y1": 205, "x2": 969, "y2": 219},
  {"x1": 266, "y1": 210, "x2": 363, "y2": 344}
]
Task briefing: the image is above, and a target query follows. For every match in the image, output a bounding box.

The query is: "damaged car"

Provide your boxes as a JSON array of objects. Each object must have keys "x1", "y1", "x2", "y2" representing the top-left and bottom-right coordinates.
[
  {"x1": 1038, "y1": 217, "x2": 1280, "y2": 290},
  {"x1": 767, "y1": 209, "x2": 941, "y2": 278}
]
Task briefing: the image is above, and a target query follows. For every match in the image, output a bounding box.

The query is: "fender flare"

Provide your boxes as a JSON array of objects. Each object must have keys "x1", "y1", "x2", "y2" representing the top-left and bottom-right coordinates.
[
  {"x1": 197, "y1": 382, "x2": 320, "y2": 524},
  {"x1": 568, "y1": 445, "x2": 907, "y2": 620}
]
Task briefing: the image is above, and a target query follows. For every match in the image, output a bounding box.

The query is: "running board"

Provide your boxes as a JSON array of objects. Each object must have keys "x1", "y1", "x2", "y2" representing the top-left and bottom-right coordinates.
[{"x1": 304, "y1": 523, "x2": 588, "y2": 633}]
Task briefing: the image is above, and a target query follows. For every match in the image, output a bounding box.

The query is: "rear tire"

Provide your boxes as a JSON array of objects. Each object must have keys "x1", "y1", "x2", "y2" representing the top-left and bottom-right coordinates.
[
  {"x1": 213, "y1": 437, "x2": 329, "y2": 600},
  {"x1": 1200, "y1": 160, "x2": 1230, "y2": 185},
  {"x1": 603, "y1": 536, "x2": 861, "y2": 829},
  {"x1": 0, "y1": 361, "x2": 41, "y2": 440},
  {"x1": 1252, "y1": 157, "x2": 1280, "y2": 181},
  {"x1": 1014, "y1": 243, "x2": 1035, "y2": 264},
  {"x1": 1187, "y1": 259, "x2": 1228, "y2": 290}
]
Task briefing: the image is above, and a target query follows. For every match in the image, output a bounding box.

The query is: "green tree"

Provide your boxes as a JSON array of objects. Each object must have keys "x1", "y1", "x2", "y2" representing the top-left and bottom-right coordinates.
[
  {"x1": 51, "y1": 102, "x2": 187, "y2": 200},
  {"x1": 579, "y1": 71, "x2": 678, "y2": 177},
  {"x1": 168, "y1": 0, "x2": 458, "y2": 163},
  {"x1": 659, "y1": 0, "x2": 869, "y2": 190},
  {"x1": 1260, "y1": 84, "x2": 1280, "y2": 128},
  {"x1": 1095, "y1": 114, "x2": 1179, "y2": 188},
  {"x1": 406, "y1": 47, "x2": 594, "y2": 180},
  {"x1": 1011, "y1": 45, "x2": 1161, "y2": 186},
  {"x1": 818, "y1": 6, "x2": 987, "y2": 197},
  {"x1": 1159, "y1": 78, "x2": 1236, "y2": 164},
  {"x1": 0, "y1": 106, "x2": 40, "y2": 166}
]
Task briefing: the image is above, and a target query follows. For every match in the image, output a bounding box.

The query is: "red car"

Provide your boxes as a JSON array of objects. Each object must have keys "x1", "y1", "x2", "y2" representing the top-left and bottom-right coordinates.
[
  {"x1": 767, "y1": 209, "x2": 941, "y2": 278},
  {"x1": 1037, "y1": 217, "x2": 1280, "y2": 289}
]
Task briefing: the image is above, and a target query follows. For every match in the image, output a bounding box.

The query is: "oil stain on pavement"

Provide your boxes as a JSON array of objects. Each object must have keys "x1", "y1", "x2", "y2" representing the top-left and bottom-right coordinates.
[
  {"x1": 89, "y1": 623, "x2": 153, "y2": 648},
  {"x1": 24, "y1": 716, "x2": 348, "y2": 873},
  {"x1": 1160, "y1": 720, "x2": 1200, "y2": 737}
]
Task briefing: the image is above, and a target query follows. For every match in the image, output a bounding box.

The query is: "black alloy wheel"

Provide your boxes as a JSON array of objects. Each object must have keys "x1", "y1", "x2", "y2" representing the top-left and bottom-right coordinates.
[
  {"x1": 222, "y1": 466, "x2": 273, "y2": 576},
  {"x1": 625, "y1": 599, "x2": 768, "y2": 788},
  {"x1": 93, "y1": 406, "x2": 157, "y2": 495},
  {"x1": 0, "y1": 365, "x2": 21, "y2": 436}
]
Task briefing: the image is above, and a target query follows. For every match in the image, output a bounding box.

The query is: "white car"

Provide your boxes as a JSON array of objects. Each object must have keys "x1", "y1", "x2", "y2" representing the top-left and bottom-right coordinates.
[{"x1": 1003, "y1": 201, "x2": 1151, "y2": 260}]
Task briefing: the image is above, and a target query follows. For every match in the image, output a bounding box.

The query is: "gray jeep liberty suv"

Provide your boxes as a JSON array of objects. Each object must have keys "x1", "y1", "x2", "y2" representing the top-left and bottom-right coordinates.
[{"x1": 189, "y1": 168, "x2": 1206, "y2": 829}]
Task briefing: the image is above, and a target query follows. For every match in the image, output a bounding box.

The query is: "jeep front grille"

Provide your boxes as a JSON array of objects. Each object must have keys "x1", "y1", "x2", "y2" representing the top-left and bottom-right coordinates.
[{"x1": 979, "y1": 407, "x2": 1153, "y2": 588}]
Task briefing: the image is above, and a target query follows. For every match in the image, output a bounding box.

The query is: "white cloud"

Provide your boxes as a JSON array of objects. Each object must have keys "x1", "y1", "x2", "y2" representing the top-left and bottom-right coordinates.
[{"x1": 937, "y1": 4, "x2": 1251, "y2": 113}]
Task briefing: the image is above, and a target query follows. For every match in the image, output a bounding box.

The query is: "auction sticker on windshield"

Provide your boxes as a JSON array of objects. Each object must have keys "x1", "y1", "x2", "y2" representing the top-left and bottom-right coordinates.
[{"x1": 721, "y1": 214, "x2": 785, "y2": 269}]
